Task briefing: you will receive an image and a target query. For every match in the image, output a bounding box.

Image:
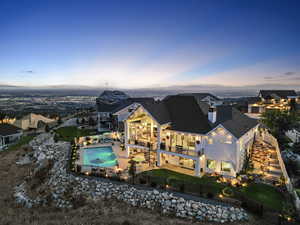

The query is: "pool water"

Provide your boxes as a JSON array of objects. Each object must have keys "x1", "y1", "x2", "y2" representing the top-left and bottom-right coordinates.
[{"x1": 82, "y1": 146, "x2": 117, "y2": 167}]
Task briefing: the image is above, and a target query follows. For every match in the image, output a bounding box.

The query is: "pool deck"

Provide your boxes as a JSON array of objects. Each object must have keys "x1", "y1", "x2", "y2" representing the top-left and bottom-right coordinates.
[{"x1": 76, "y1": 142, "x2": 130, "y2": 172}]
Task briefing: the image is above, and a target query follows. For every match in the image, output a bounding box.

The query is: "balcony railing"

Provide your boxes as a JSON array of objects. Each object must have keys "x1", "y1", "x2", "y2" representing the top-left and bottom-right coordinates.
[
  {"x1": 128, "y1": 139, "x2": 157, "y2": 149},
  {"x1": 160, "y1": 143, "x2": 203, "y2": 157}
]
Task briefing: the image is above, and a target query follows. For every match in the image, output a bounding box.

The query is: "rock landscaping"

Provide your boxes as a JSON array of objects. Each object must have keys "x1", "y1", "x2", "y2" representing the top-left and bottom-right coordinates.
[{"x1": 14, "y1": 133, "x2": 249, "y2": 223}]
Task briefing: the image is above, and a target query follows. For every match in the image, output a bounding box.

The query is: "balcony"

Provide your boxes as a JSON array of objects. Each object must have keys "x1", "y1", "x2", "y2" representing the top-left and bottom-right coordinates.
[
  {"x1": 160, "y1": 143, "x2": 203, "y2": 157},
  {"x1": 128, "y1": 139, "x2": 157, "y2": 150}
]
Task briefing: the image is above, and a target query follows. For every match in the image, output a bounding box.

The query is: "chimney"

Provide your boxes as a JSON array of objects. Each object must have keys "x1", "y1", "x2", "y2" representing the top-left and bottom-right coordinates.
[{"x1": 208, "y1": 107, "x2": 217, "y2": 123}]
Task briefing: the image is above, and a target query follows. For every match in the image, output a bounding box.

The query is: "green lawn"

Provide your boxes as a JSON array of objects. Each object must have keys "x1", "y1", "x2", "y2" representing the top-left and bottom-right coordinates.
[
  {"x1": 141, "y1": 169, "x2": 284, "y2": 211},
  {"x1": 6, "y1": 135, "x2": 35, "y2": 151},
  {"x1": 240, "y1": 183, "x2": 284, "y2": 210},
  {"x1": 296, "y1": 189, "x2": 300, "y2": 198},
  {"x1": 142, "y1": 169, "x2": 225, "y2": 193},
  {"x1": 55, "y1": 126, "x2": 96, "y2": 142}
]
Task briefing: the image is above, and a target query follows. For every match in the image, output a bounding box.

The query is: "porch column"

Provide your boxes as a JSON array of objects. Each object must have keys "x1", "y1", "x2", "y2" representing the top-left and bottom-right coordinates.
[
  {"x1": 157, "y1": 151, "x2": 161, "y2": 166},
  {"x1": 150, "y1": 122, "x2": 153, "y2": 139},
  {"x1": 124, "y1": 121, "x2": 130, "y2": 158},
  {"x1": 195, "y1": 159, "x2": 200, "y2": 176},
  {"x1": 247, "y1": 105, "x2": 251, "y2": 113},
  {"x1": 157, "y1": 126, "x2": 161, "y2": 150},
  {"x1": 97, "y1": 112, "x2": 101, "y2": 132}
]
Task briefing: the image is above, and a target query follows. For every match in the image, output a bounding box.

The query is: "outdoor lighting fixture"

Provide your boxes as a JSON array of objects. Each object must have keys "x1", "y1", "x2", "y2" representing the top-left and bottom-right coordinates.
[
  {"x1": 85, "y1": 172, "x2": 89, "y2": 176},
  {"x1": 242, "y1": 183, "x2": 247, "y2": 187},
  {"x1": 166, "y1": 185, "x2": 169, "y2": 188},
  {"x1": 219, "y1": 194, "x2": 224, "y2": 198}
]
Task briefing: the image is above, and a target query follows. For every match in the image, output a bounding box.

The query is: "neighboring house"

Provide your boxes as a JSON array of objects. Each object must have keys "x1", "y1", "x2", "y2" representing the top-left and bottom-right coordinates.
[
  {"x1": 124, "y1": 95, "x2": 258, "y2": 177},
  {"x1": 175, "y1": 93, "x2": 222, "y2": 106},
  {"x1": 286, "y1": 128, "x2": 300, "y2": 143},
  {"x1": 13, "y1": 113, "x2": 56, "y2": 131},
  {"x1": 0, "y1": 123, "x2": 23, "y2": 150},
  {"x1": 96, "y1": 90, "x2": 130, "y2": 131},
  {"x1": 112, "y1": 98, "x2": 155, "y2": 131},
  {"x1": 248, "y1": 90, "x2": 299, "y2": 115}
]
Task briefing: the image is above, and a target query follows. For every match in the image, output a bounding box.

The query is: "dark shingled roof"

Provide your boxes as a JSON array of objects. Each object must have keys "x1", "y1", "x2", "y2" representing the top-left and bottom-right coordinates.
[
  {"x1": 259, "y1": 90, "x2": 297, "y2": 99},
  {"x1": 137, "y1": 95, "x2": 258, "y2": 138},
  {"x1": 177, "y1": 93, "x2": 220, "y2": 101},
  {"x1": 164, "y1": 96, "x2": 211, "y2": 134},
  {"x1": 97, "y1": 97, "x2": 154, "y2": 113},
  {"x1": 141, "y1": 101, "x2": 170, "y2": 125},
  {"x1": 0, "y1": 123, "x2": 21, "y2": 136},
  {"x1": 112, "y1": 98, "x2": 155, "y2": 114},
  {"x1": 214, "y1": 105, "x2": 258, "y2": 138}
]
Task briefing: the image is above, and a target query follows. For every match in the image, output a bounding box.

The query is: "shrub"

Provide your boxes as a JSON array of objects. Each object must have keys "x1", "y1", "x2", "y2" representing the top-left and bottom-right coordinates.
[{"x1": 222, "y1": 187, "x2": 234, "y2": 197}]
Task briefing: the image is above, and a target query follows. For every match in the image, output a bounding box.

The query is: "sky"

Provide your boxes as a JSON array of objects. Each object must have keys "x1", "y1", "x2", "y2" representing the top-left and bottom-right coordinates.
[{"x1": 0, "y1": 0, "x2": 300, "y2": 89}]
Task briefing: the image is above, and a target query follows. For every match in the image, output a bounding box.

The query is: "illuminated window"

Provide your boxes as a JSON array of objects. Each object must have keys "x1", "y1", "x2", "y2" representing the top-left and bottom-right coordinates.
[
  {"x1": 221, "y1": 161, "x2": 231, "y2": 172},
  {"x1": 208, "y1": 138, "x2": 213, "y2": 144},
  {"x1": 225, "y1": 135, "x2": 232, "y2": 144},
  {"x1": 207, "y1": 159, "x2": 216, "y2": 170}
]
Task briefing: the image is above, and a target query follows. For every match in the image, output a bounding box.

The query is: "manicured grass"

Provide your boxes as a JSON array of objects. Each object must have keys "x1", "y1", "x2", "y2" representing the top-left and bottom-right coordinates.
[
  {"x1": 240, "y1": 183, "x2": 284, "y2": 210},
  {"x1": 55, "y1": 126, "x2": 96, "y2": 142},
  {"x1": 142, "y1": 169, "x2": 225, "y2": 193},
  {"x1": 142, "y1": 169, "x2": 284, "y2": 211},
  {"x1": 6, "y1": 135, "x2": 35, "y2": 151},
  {"x1": 296, "y1": 189, "x2": 300, "y2": 198}
]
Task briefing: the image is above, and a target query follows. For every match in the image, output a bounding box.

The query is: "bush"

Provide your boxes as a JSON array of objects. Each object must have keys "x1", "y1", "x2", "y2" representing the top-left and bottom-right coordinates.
[
  {"x1": 222, "y1": 187, "x2": 234, "y2": 197},
  {"x1": 206, "y1": 192, "x2": 214, "y2": 199}
]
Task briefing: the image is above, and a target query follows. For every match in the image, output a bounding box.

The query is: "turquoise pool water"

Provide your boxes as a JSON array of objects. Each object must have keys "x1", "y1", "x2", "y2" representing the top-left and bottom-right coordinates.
[{"x1": 82, "y1": 146, "x2": 117, "y2": 167}]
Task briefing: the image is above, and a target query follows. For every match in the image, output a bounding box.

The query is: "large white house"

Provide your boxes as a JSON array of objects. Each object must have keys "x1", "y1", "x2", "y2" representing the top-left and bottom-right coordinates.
[{"x1": 123, "y1": 95, "x2": 259, "y2": 177}]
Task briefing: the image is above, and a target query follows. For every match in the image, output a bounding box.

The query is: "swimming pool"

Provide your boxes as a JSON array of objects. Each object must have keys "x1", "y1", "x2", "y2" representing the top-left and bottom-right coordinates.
[{"x1": 82, "y1": 146, "x2": 118, "y2": 168}]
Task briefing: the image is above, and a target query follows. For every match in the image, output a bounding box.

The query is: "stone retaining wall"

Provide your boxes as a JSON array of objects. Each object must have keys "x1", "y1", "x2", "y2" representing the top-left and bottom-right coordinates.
[{"x1": 14, "y1": 133, "x2": 248, "y2": 223}]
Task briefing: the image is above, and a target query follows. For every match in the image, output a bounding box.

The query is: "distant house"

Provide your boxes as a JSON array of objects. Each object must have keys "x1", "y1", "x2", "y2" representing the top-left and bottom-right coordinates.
[
  {"x1": 13, "y1": 113, "x2": 56, "y2": 131},
  {"x1": 247, "y1": 90, "x2": 299, "y2": 116},
  {"x1": 0, "y1": 123, "x2": 23, "y2": 150},
  {"x1": 124, "y1": 95, "x2": 258, "y2": 177},
  {"x1": 176, "y1": 93, "x2": 222, "y2": 106},
  {"x1": 286, "y1": 128, "x2": 300, "y2": 143}
]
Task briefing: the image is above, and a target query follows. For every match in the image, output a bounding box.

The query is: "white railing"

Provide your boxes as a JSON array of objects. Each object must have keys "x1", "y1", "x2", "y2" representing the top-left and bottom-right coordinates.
[{"x1": 264, "y1": 131, "x2": 300, "y2": 210}]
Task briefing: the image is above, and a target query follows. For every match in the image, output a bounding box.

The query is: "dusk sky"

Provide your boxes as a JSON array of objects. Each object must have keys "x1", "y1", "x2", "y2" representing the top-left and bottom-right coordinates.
[{"x1": 0, "y1": 0, "x2": 300, "y2": 88}]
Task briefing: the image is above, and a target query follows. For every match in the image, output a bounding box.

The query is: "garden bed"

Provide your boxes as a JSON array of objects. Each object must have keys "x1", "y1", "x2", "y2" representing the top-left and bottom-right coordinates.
[{"x1": 140, "y1": 169, "x2": 285, "y2": 211}]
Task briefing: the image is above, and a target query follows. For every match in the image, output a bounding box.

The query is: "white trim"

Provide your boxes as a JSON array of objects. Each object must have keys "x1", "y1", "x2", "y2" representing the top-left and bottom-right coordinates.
[{"x1": 205, "y1": 124, "x2": 238, "y2": 140}]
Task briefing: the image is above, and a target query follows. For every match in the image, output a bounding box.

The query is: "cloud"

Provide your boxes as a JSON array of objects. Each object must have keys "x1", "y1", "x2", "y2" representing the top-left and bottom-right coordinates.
[
  {"x1": 21, "y1": 70, "x2": 35, "y2": 74},
  {"x1": 284, "y1": 71, "x2": 295, "y2": 76}
]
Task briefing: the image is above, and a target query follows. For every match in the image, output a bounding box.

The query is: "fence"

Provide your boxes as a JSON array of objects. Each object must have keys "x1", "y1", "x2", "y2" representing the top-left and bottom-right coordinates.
[{"x1": 263, "y1": 131, "x2": 300, "y2": 210}]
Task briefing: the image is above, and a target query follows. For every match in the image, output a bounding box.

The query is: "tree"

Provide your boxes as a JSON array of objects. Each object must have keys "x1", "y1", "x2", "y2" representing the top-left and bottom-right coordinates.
[
  {"x1": 289, "y1": 98, "x2": 297, "y2": 112},
  {"x1": 57, "y1": 117, "x2": 62, "y2": 125},
  {"x1": 0, "y1": 111, "x2": 6, "y2": 123},
  {"x1": 128, "y1": 159, "x2": 137, "y2": 184},
  {"x1": 88, "y1": 117, "x2": 96, "y2": 126},
  {"x1": 45, "y1": 124, "x2": 50, "y2": 133},
  {"x1": 261, "y1": 110, "x2": 297, "y2": 137}
]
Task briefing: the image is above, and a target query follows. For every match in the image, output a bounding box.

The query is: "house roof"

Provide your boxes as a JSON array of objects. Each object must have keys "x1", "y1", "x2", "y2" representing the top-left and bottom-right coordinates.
[
  {"x1": 133, "y1": 95, "x2": 258, "y2": 138},
  {"x1": 213, "y1": 105, "x2": 258, "y2": 138},
  {"x1": 259, "y1": 90, "x2": 297, "y2": 99},
  {"x1": 0, "y1": 123, "x2": 21, "y2": 136},
  {"x1": 111, "y1": 97, "x2": 155, "y2": 114},
  {"x1": 141, "y1": 101, "x2": 171, "y2": 125},
  {"x1": 164, "y1": 96, "x2": 212, "y2": 134},
  {"x1": 177, "y1": 93, "x2": 220, "y2": 101},
  {"x1": 246, "y1": 97, "x2": 261, "y2": 104}
]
